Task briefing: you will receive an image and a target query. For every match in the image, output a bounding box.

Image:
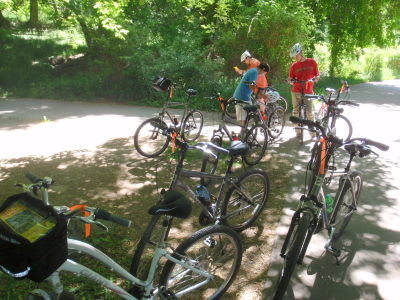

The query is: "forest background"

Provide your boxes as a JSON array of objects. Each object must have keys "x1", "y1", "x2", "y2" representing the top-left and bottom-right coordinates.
[{"x1": 1, "y1": 0, "x2": 400, "y2": 108}]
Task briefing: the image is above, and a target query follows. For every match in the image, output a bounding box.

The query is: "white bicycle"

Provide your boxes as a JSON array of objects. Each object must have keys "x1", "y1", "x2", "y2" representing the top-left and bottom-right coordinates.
[{"x1": 7, "y1": 173, "x2": 243, "y2": 300}]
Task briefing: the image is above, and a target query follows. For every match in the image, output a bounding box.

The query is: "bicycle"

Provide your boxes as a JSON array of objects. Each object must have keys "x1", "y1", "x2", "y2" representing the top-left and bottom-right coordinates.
[
  {"x1": 134, "y1": 77, "x2": 204, "y2": 158},
  {"x1": 6, "y1": 173, "x2": 243, "y2": 300},
  {"x1": 203, "y1": 93, "x2": 268, "y2": 167},
  {"x1": 141, "y1": 123, "x2": 270, "y2": 232},
  {"x1": 252, "y1": 87, "x2": 286, "y2": 140},
  {"x1": 272, "y1": 116, "x2": 389, "y2": 300},
  {"x1": 313, "y1": 82, "x2": 358, "y2": 141}
]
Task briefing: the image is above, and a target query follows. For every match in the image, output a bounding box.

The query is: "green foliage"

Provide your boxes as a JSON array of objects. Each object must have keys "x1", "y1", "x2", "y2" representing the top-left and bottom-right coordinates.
[
  {"x1": 364, "y1": 53, "x2": 383, "y2": 81},
  {"x1": 388, "y1": 53, "x2": 400, "y2": 77}
]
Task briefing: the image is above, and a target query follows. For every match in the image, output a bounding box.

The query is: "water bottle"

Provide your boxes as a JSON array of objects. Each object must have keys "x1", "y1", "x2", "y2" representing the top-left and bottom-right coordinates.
[
  {"x1": 231, "y1": 132, "x2": 239, "y2": 141},
  {"x1": 195, "y1": 185, "x2": 211, "y2": 207},
  {"x1": 325, "y1": 194, "x2": 334, "y2": 213}
]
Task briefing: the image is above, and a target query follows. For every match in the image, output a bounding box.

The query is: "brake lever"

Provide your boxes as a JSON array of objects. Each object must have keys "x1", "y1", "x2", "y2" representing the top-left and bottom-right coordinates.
[{"x1": 76, "y1": 216, "x2": 109, "y2": 232}]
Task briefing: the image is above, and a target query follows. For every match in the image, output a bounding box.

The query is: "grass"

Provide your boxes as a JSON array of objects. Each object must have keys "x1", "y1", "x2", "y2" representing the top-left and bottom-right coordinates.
[{"x1": 0, "y1": 128, "x2": 291, "y2": 299}]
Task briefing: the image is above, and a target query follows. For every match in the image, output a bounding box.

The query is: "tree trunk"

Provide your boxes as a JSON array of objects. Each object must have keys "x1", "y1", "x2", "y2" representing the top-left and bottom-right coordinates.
[
  {"x1": 0, "y1": 10, "x2": 11, "y2": 28},
  {"x1": 26, "y1": 0, "x2": 40, "y2": 28}
]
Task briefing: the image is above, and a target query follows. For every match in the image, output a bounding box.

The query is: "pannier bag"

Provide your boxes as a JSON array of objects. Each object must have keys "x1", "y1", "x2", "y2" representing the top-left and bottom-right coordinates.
[
  {"x1": 0, "y1": 193, "x2": 68, "y2": 282},
  {"x1": 152, "y1": 76, "x2": 173, "y2": 92}
]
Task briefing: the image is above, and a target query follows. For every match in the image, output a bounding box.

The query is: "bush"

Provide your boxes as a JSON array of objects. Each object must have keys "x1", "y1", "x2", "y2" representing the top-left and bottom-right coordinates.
[
  {"x1": 365, "y1": 53, "x2": 383, "y2": 81},
  {"x1": 388, "y1": 53, "x2": 400, "y2": 78}
]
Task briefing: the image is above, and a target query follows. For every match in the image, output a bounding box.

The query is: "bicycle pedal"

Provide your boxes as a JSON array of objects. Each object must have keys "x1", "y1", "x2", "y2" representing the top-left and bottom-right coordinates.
[
  {"x1": 325, "y1": 245, "x2": 341, "y2": 257},
  {"x1": 328, "y1": 165, "x2": 337, "y2": 170}
]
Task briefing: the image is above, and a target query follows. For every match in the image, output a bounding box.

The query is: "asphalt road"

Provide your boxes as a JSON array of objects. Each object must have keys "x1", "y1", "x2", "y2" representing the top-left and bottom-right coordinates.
[{"x1": 264, "y1": 79, "x2": 400, "y2": 300}]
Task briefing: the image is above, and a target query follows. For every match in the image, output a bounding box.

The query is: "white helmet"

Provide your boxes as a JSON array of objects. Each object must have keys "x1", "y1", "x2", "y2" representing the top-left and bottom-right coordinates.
[
  {"x1": 241, "y1": 50, "x2": 251, "y2": 62},
  {"x1": 266, "y1": 90, "x2": 280, "y2": 103},
  {"x1": 290, "y1": 43, "x2": 302, "y2": 57}
]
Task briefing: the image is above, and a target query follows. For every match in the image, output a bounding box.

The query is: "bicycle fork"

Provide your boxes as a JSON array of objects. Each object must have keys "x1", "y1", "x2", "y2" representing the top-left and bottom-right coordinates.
[{"x1": 280, "y1": 208, "x2": 317, "y2": 265}]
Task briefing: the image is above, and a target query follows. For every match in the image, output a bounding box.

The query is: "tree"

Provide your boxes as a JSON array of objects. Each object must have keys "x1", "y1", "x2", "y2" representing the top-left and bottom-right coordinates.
[{"x1": 306, "y1": 0, "x2": 400, "y2": 76}]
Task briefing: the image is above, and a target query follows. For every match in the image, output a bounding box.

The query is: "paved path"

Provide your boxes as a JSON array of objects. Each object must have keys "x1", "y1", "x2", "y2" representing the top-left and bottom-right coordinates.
[{"x1": 264, "y1": 80, "x2": 400, "y2": 300}]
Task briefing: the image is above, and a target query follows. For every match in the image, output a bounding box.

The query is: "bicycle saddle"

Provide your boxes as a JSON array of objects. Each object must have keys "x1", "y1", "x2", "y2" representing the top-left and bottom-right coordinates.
[
  {"x1": 186, "y1": 89, "x2": 197, "y2": 96},
  {"x1": 243, "y1": 104, "x2": 258, "y2": 112},
  {"x1": 227, "y1": 141, "x2": 249, "y2": 156},
  {"x1": 148, "y1": 190, "x2": 192, "y2": 219}
]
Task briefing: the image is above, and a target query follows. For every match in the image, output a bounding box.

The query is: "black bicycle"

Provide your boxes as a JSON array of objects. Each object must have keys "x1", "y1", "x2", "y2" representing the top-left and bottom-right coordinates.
[
  {"x1": 272, "y1": 116, "x2": 389, "y2": 300},
  {"x1": 134, "y1": 77, "x2": 203, "y2": 158}
]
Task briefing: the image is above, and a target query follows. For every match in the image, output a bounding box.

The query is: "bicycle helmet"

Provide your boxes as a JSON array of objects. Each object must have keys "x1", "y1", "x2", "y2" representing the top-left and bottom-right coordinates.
[
  {"x1": 241, "y1": 50, "x2": 251, "y2": 62},
  {"x1": 266, "y1": 90, "x2": 280, "y2": 103},
  {"x1": 290, "y1": 43, "x2": 302, "y2": 57}
]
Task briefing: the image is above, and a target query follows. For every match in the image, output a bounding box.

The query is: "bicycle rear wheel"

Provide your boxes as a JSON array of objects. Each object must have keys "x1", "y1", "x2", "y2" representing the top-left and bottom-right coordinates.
[
  {"x1": 242, "y1": 124, "x2": 268, "y2": 165},
  {"x1": 268, "y1": 106, "x2": 286, "y2": 139},
  {"x1": 159, "y1": 225, "x2": 242, "y2": 300},
  {"x1": 331, "y1": 172, "x2": 362, "y2": 240},
  {"x1": 134, "y1": 118, "x2": 170, "y2": 158},
  {"x1": 273, "y1": 212, "x2": 311, "y2": 300},
  {"x1": 182, "y1": 110, "x2": 203, "y2": 142},
  {"x1": 298, "y1": 105, "x2": 307, "y2": 144}
]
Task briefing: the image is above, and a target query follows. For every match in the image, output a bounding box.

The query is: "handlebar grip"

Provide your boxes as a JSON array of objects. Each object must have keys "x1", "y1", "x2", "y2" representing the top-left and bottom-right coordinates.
[
  {"x1": 95, "y1": 208, "x2": 132, "y2": 227},
  {"x1": 289, "y1": 116, "x2": 315, "y2": 127},
  {"x1": 26, "y1": 172, "x2": 41, "y2": 183},
  {"x1": 363, "y1": 139, "x2": 389, "y2": 151}
]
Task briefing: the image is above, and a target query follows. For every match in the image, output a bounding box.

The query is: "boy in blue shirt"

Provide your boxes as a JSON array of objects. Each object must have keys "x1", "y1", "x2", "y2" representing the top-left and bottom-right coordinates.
[{"x1": 233, "y1": 63, "x2": 270, "y2": 126}]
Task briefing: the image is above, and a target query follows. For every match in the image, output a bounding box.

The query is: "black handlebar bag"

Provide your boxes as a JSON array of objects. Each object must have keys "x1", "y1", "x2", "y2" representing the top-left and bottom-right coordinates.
[
  {"x1": 0, "y1": 193, "x2": 68, "y2": 282},
  {"x1": 152, "y1": 76, "x2": 172, "y2": 92}
]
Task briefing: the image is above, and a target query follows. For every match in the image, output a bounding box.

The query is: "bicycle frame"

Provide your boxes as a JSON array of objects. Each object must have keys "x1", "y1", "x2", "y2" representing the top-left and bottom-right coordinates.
[
  {"x1": 45, "y1": 231, "x2": 213, "y2": 300},
  {"x1": 158, "y1": 86, "x2": 192, "y2": 137},
  {"x1": 281, "y1": 137, "x2": 358, "y2": 262},
  {"x1": 169, "y1": 146, "x2": 251, "y2": 223}
]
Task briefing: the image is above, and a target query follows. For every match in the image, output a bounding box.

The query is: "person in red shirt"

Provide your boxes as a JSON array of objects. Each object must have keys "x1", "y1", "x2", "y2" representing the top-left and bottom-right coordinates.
[{"x1": 288, "y1": 43, "x2": 320, "y2": 125}]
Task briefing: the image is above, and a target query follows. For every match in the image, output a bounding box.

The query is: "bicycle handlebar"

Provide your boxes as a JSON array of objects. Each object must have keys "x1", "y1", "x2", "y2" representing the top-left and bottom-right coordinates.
[
  {"x1": 95, "y1": 208, "x2": 132, "y2": 227},
  {"x1": 289, "y1": 116, "x2": 389, "y2": 152}
]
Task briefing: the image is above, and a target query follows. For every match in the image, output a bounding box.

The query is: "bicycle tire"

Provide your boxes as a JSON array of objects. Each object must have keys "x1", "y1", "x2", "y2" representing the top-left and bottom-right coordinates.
[
  {"x1": 298, "y1": 105, "x2": 307, "y2": 144},
  {"x1": 277, "y1": 96, "x2": 288, "y2": 112},
  {"x1": 326, "y1": 114, "x2": 353, "y2": 142},
  {"x1": 130, "y1": 215, "x2": 163, "y2": 280},
  {"x1": 306, "y1": 142, "x2": 321, "y2": 191},
  {"x1": 221, "y1": 169, "x2": 270, "y2": 232},
  {"x1": 224, "y1": 99, "x2": 237, "y2": 120},
  {"x1": 242, "y1": 124, "x2": 268, "y2": 165},
  {"x1": 330, "y1": 172, "x2": 362, "y2": 240},
  {"x1": 159, "y1": 225, "x2": 242, "y2": 300},
  {"x1": 134, "y1": 118, "x2": 170, "y2": 158},
  {"x1": 182, "y1": 110, "x2": 203, "y2": 142},
  {"x1": 200, "y1": 135, "x2": 223, "y2": 186},
  {"x1": 273, "y1": 212, "x2": 311, "y2": 300},
  {"x1": 268, "y1": 106, "x2": 286, "y2": 139}
]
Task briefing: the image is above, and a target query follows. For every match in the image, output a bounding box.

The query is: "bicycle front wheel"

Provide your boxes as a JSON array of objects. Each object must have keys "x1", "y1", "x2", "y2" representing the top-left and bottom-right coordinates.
[
  {"x1": 277, "y1": 96, "x2": 288, "y2": 112},
  {"x1": 182, "y1": 110, "x2": 203, "y2": 142},
  {"x1": 331, "y1": 172, "x2": 363, "y2": 240},
  {"x1": 159, "y1": 225, "x2": 242, "y2": 300},
  {"x1": 221, "y1": 169, "x2": 270, "y2": 231},
  {"x1": 327, "y1": 114, "x2": 353, "y2": 141},
  {"x1": 273, "y1": 212, "x2": 311, "y2": 300},
  {"x1": 242, "y1": 124, "x2": 268, "y2": 165},
  {"x1": 130, "y1": 215, "x2": 163, "y2": 280},
  {"x1": 268, "y1": 106, "x2": 286, "y2": 139},
  {"x1": 134, "y1": 117, "x2": 170, "y2": 158}
]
